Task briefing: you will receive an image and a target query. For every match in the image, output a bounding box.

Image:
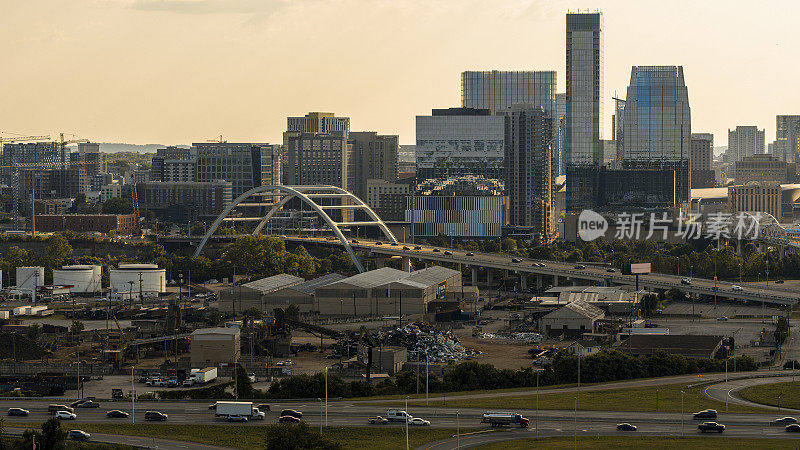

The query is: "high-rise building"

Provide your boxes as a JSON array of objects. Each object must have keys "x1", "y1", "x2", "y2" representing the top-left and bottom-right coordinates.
[
  {"x1": 138, "y1": 180, "x2": 233, "y2": 222},
  {"x1": 194, "y1": 143, "x2": 280, "y2": 198},
  {"x1": 622, "y1": 66, "x2": 691, "y2": 203},
  {"x1": 727, "y1": 126, "x2": 765, "y2": 162},
  {"x1": 415, "y1": 108, "x2": 505, "y2": 183},
  {"x1": 776, "y1": 115, "x2": 800, "y2": 162},
  {"x1": 287, "y1": 112, "x2": 350, "y2": 134},
  {"x1": 690, "y1": 133, "x2": 715, "y2": 188},
  {"x1": 565, "y1": 12, "x2": 604, "y2": 212},
  {"x1": 501, "y1": 105, "x2": 554, "y2": 239},
  {"x1": 461, "y1": 71, "x2": 557, "y2": 115},
  {"x1": 156, "y1": 146, "x2": 191, "y2": 159},
  {"x1": 555, "y1": 93, "x2": 566, "y2": 176},
  {"x1": 348, "y1": 132, "x2": 398, "y2": 201},
  {"x1": 734, "y1": 154, "x2": 796, "y2": 185},
  {"x1": 282, "y1": 131, "x2": 349, "y2": 189},
  {"x1": 612, "y1": 97, "x2": 625, "y2": 167},
  {"x1": 1, "y1": 142, "x2": 69, "y2": 186}
]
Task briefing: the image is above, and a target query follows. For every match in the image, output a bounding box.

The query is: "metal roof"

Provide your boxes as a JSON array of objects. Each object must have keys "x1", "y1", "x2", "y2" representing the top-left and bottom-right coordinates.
[
  {"x1": 191, "y1": 327, "x2": 239, "y2": 336},
  {"x1": 290, "y1": 273, "x2": 347, "y2": 295},
  {"x1": 406, "y1": 266, "x2": 460, "y2": 287},
  {"x1": 243, "y1": 274, "x2": 304, "y2": 294},
  {"x1": 333, "y1": 267, "x2": 408, "y2": 289}
]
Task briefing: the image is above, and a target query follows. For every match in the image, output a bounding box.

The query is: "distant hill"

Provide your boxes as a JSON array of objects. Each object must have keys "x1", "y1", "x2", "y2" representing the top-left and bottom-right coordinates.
[{"x1": 98, "y1": 143, "x2": 189, "y2": 153}]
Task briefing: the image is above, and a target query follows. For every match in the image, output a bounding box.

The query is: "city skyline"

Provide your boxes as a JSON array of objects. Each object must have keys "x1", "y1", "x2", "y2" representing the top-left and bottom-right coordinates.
[{"x1": 1, "y1": 1, "x2": 799, "y2": 146}]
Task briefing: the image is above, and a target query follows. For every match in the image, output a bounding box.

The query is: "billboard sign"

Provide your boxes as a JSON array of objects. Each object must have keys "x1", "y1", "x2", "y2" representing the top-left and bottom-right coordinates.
[{"x1": 623, "y1": 263, "x2": 651, "y2": 275}]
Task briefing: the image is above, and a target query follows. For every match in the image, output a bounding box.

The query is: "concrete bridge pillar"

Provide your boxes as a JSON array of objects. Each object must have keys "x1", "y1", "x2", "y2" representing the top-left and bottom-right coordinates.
[
  {"x1": 759, "y1": 242, "x2": 767, "y2": 253},
  {"x1": 780, "y1": 245, "x2": 786, "y2": 259},
  {"x1": 553, "y1": 275, "x2": 559, "y2": 287},
  {"x1": 472, "y1": 267, "x2": 478, "y2": 286},
  {"x1": 376, "y1": 257, "x2": 385, "y2": 268},
  {"x1": 401, "y1": 256, "x2": 411, "y2": 272},
  {"x1": 487, "y1": 269, "x2": 494, "y2": 287},
  {"x1": 537, "y1": 274, "x2": 543, "y2": 291},
  {"x1": 736, "y1": 239, "x2": 742, "y2": 256},
  {"x1": 520, "y1": 274, "x2": 528, "y2": 291}
]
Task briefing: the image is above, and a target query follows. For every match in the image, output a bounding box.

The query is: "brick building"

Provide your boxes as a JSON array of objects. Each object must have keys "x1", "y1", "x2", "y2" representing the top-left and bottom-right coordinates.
[{"x1": 35, "y1": 214, "x2": 138, "y2": 235}]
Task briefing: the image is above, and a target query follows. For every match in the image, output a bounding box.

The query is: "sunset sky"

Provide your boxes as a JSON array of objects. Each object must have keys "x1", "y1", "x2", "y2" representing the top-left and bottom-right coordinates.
[{"x1": 1, "y1": 0, "x2": 797, "y2": 147}]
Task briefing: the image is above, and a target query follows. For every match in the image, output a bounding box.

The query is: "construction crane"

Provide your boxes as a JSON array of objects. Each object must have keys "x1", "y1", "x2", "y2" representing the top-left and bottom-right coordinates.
[
  {"x1": 0, "y1": 133, "x2": 52, "y2": 231},
  {"x1": 207, "y1": 135, "x2": 227, "y2": 143},
  {"x1": 130, "y1": 171, "x2": 142, "y2": 236}
]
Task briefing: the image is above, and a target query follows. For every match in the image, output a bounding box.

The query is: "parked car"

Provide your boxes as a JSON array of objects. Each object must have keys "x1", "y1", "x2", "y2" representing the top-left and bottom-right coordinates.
[
  {"x1": 7, "y1": 408, "x2": 29, "y2": 417},
  {"x1": 106, "y1": 410, "x2": 129, "y2": 419},
  {"x1": 166, "y1": 378, "x2": 179, "y2": 387},
  {"x1": 786, "y1": 424, "x2": 800, "y2": 432},
  {"x1": 771, "y1": 417, "x2": 798, "y2": 426},
  {"x1": 256, "y1": 404, "x2": 272, "y2": 412},
  {"x1": 145, "y1": 411, "x2": 168, "y2": 421},
  {"x1": 616, "y1": 423, "x2": 637, "y2": 431},
  {"x1": 698, "y1": 421, "x2": 725, "y2": 433},
  {"x1": 693, "y1": 409, "x2": 717, "y2": 420},
  {"x1": 368, "y1": 416, "x2": 389, "y2": 425},
  {"x1": 56, "y1": 411, "x2": 77, "y2": 420},
  {"x1": 183, "y1": 379, "x2": 195, "y2": 387},
  {"x1": 227, "y1": 414, "x2": 248, "y2": 422},
  {"x1": 408, "y1": 417, "x2": 430, "y2": 426},
  {"x1": 716, "y1": 316, "x2": 728, "y2": 322},
  {"x1": 278, "y1": 415, "x2": 301, "y2": 424},
  {"x1": 68, "y1": 430, "x2": 90, "y2": 441},
  {"x1": 111, "y1": 389, "x2": 124, "y2": 399},
  {"x1": 681, "y1": 277, "x2": 692, "y2": 285},
  {"x1": 280, "y1": 409, "x2": 303, "y2": 419}
]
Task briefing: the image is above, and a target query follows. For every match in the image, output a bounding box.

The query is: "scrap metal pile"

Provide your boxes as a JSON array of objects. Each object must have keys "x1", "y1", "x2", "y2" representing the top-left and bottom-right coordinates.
[
  {"x1": 478, "y1": 331, "x2": 543, "y2": 343},
  {"x1": 378, "y1": 323, "x2": 481, "y2": 363}
]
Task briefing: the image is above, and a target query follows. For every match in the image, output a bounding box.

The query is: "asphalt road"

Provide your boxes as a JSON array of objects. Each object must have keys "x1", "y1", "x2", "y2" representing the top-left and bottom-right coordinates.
[
  {"x1": 287, "y1": 236, "x2": 799, "y2": 305},
  {"x1": 704, "y1": 375, "x2": 800, "y2": 412}
]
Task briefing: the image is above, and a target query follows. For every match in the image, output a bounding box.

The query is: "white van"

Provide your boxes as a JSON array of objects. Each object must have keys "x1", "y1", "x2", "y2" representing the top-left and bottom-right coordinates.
[{"x1": 387, "y1": 409, "x2": 412, "y2": 422}]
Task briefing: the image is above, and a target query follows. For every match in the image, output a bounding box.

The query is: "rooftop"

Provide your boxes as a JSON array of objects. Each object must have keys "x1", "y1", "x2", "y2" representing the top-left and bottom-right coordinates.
[
  {"x1": 191, "y1": 327, "x2": 240, "y2": 336},
  {"x1": 290, "y1": 273, "x2": 347, "y2": 295},
  {"x1": 243, "y1": 274, "x2": 304, "y2": 294},
  {"x1": 614, "y1": 334, "x2": 723, "y2": 358}
]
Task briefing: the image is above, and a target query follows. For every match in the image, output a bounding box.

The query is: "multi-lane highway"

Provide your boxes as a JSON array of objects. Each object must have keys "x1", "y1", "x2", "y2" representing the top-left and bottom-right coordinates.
[{"x1": 284, "y1": 235, "x2": 799, "y2": 306}]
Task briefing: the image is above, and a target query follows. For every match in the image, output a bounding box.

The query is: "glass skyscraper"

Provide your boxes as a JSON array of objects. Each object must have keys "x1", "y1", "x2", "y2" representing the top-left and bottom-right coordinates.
[
  {"x1": 461, "y1": 71, "x2": 556, "y2": 115},
  {"x1": 565, "y1": 12, "x2": 603, "y2": 212},
  {"x1": 622, "y1": 66, "x2": 691, "y2": 203}
]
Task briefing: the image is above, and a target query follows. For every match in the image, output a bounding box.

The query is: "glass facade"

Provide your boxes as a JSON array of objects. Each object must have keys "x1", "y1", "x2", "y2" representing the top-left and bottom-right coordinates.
[
  {"x1": 776, "y1": 115, "x2": 800, "y2": 163},
  {"x1": 461, "y1": 71, "x2": 556, "y2": 115},
  {"x1": 565, "y1": 12, "x2": 603, "y2": 211},
  {"x1": 622, "y1": 66, "x2": 691, "y2": 203}
]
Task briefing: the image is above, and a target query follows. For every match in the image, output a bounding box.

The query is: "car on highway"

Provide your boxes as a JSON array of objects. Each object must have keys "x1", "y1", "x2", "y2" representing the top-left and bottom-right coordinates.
[
  {"x1": 771, "y1": 417, "x2": 798, "y2": 426},
  {"x1": 351, "y1": 239, "x2": 359, "y2": 244},
  {"x1": 616, "y1": 423, "x2": 637, "y2": 431},
  {"x1": 403, "y1": 246, "x2": 410, "y2": 250},
  {"x1": 227, "y1": 414, "x2": 248, "y2": 422},
  {"x1": 731, "y1": 285, "x2": 743, "y2": 291},
  {"x1": 786, "y1": 424, "x2": 800, "y2": 432},
  {"x1": 145, "y1": 411, "x2": 168, "y2": 421},
  {"x1": 414, "y1": 246, "x2": 422, "y2": 250},
  {"x1": 466, "y1": 252, "x2": 474, "y2": 256},
  {"x1": 716, "y1": 316, "x2": 728, "y2": 322},
  {"x1": 681, "y1": 277, "x2": 692, "y2": 285},
  {"x1": 534, "y1": 262, "x2": 546, "y2": 267},
  {"x1": 408, "y1": 417, "x2": 430, "y2": 426},
  {"x1": 444, "y1": 251, "x2": 453, "y2": 256},
  {"x1": 432, "y1": 248, "x2": 440, "y2": 252},
  {"x1": 574, "y1": 264, "x2": 586, "y2": 269},
  {"x1": 70, "y1": 399, "x2": 87, "y2": 408},
  {"x1": 68, "y1": 430, "x2": 90, "y2": 442},
  {"x1": 256, "y1": 404, "x2": 272, "y2": 412},
  {"x1": 182, "y1": 379, "x2": 195, "y2": 387},
  {"x1": 693, "y1": 409, "x2": 717, "y2": 419},
  {"x1": 49, "y1": 405, "x2": 74, "y2": 415},
  {"x1": 208, "y1": 403, "x2": 217, "y2": 410},
  {"x1": 512, "y1": 258, "x2": 523, "y2": 263},
  {"x1": 278, "y1": 415, "x2": 301, "y2": 424},
  {"x1": 375, "y1": 241, "x2": 383, "y2": 245},
  {"x1": 106, "y1": 410, "x2": 129, "y2": 419},
  {"x1": 776, "y1": 279, "x2": 785, "y2": 284},
  {"x1": 56, "y1": 411, "x2": 77, "y2": 420},
  {"x1": 390, "y1": 242, "x2": 398, "y2": 246},
  {"x1": 7, "y1": 408, "x2": 28, "y2": 417},
  {"x1": 368, "y1": 416, "x2": 389, "y2": 424},
  {"x1": 697, "y1": 421, "x2": 725, "y2": 433},
  {"x1": 606, "y1": 268, "x2": 616, "y2": 273},
  {"x1": 280, "y1": 409, "x2": 303, "y2": 419}
]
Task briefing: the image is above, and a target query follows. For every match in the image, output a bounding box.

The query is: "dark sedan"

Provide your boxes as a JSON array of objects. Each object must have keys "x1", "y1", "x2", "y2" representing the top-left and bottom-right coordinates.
[
  {"x1": 7, "y1": 408, "x2": 29, "y2": 417},
  {"x1": 616, "y1": 423, "x2": 637, "y2": 431},
  {"x1": 106, "y1": 410, "x2": 129, "y2": 419}
]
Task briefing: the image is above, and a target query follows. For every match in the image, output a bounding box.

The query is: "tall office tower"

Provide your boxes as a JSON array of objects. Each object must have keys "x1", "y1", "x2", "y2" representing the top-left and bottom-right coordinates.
[
  {"x1": 461, "y1": 71, "x2": 557, "y2": 115},
  {"x1": 1, "y1": 142, "x2": 68, "y2": 186},
  {"x1": 776, "y1": 115, "x2": 800, "y2": 162},
  {"x1": 156, "y1": 146, "x2": 191, "y2": 159},
  {"x1": 612, "y1": 97, "x2": 625, "y2": 167},
  {"x1": 501, "y1": 105, "x2": 554, "y2": 239},
  {"x1": 565, "y1": 12, "x2": 603, "y2": 212},
  {"x1": 347, "y1": 132, "x2": 399, "y2": 200},
  {"x1": 622, "y1": 66, "x2": 691, "y2": 203},
  {"x1": 194, "y1": 143, "x2": 280, "y2": 198},
  {"x1": 282, "y1": 131, "x2": 349, "y2": 189},
  {"x1": 69, "y1": 142, "x2": 106, "y2": 193},
  {"x1": 416, "y1": 108, "x2": 505, "y2": 183},
  {"x1": 690, "y1": 133, "x2": 714, "y2": 171},
  {"x1": 556, "y1": 93, "x2": 566, "y2": 176},
  {"x1": 287, "y1": 112, "x2": 350, "y2": 134},
  {"x1": 727, "y1": 126, "x2": 765, "y2": 162}
]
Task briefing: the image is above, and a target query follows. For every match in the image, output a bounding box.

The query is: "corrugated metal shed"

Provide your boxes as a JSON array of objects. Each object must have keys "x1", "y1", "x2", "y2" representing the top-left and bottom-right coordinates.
[{"x1": 242, "y1": 274, "x2": 304, "y2": 294}]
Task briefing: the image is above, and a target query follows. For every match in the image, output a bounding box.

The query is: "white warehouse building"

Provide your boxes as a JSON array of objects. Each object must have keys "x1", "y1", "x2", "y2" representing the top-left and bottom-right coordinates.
[
  {"x1": 110, "y1": 264, "x2": 166, "y2": 299},
  {"x1": 16, "y1": 266, "x2": 44, "y2": 292},
  {"x1": 53, "y1": 265, "x2": 102, "y2": 294}
]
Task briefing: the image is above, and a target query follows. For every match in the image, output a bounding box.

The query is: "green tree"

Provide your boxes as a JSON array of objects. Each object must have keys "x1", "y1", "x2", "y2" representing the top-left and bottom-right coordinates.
[
  {"x1": 45, "y1": 234, "x2": 72, "y2": 267},
  {"x1": 101, "y1": 197, "x2": 133, "y2": 214},
  {"x1": 501, "y1": 238, "x2": 517, "y2": 252},
  {"x1": 235, "y1": 364, "x2": 254, "y2": 399},
  {"x1": 26, "y1": 324, "x2": 41, "y2": 341},
  {"x1": 39, "y1": 417, "x2": 67, "y2": 450},
  {"x1": 264, "y1": 422, "x2": 341, "y2": 450},
  {"x1": 70, "y1": 320, "x2": 85, "y2": 335}
]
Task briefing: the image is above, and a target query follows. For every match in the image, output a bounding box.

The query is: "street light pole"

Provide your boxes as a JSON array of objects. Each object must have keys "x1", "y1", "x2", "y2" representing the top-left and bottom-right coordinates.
[
  {"x1": 325, "y1": 367, "x2": 328, "y2": 427},
  {"x1": 405, "y1": 396, "x2": 410, "y2": 450},
  {"x1": 573, "y1": 396, "x2": 577, "y2": 450},
  {"x1": 318, "y1": 397, "x2": 323, "y2": 434},
  {"x1": 680, "y1": 390, "x2": 684, "y2": 436},
  {"x1": 536, "y1": 370, "x2": 540, "y2": 439},
  {"x1": 456, "y1": 410, "x2": 460, "y2": 449}
]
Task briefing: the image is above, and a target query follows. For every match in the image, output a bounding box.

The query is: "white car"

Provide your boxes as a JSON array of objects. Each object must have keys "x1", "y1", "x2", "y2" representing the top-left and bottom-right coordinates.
[
  {"x1": 731, "y1": 285, "x2": 744, "y2": 292},
  {"x1": 408, "y1": 417, "x2": 430, "y2": 426},
  {"x1": 56, "y1": 411, "x2": 77, "y2": 420}
]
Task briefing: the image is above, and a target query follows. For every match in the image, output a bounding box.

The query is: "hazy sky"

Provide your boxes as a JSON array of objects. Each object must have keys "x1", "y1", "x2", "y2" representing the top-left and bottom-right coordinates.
[{"x1": 1, "y1": 0, "x2": 798, "y2": 146}]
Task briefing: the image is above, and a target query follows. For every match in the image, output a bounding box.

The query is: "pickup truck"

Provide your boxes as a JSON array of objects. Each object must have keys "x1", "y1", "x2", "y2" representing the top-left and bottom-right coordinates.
[{"x1": 698, "y1": 422, "x2": 725, "y2": 433}]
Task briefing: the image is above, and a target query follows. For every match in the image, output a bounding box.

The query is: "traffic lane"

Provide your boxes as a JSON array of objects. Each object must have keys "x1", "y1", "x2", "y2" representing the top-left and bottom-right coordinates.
[{"x1": 704, "y1": 375, "x2": 800, "y2": 412}]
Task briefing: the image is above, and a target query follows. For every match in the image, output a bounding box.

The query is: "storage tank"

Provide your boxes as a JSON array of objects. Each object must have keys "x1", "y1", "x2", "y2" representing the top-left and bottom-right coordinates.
[
  {"x1": 110, "y1": 263, "x2": 166, "y2": 299},
  {"x1": 53, "y1": 265, "x2": 102, "y2": 293},
  {"x1": 16, "y1": 267, "x2": 44, "y2": 292}
]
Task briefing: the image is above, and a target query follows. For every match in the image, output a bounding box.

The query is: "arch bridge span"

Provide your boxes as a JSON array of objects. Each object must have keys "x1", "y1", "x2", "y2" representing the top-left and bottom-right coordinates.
[{"x1": 193, "y1": 185, "x2": 398, "y2": 272}]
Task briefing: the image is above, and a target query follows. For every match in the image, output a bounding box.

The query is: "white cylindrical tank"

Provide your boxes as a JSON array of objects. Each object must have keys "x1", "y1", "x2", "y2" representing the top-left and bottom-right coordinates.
[
  {"x1": 110, "y1": 263, "x2": 166, "y2": 299},
  {"x1": 53, "y1": 265, "x2": 102, "y2": 293},
  {"x1": 16, "y1": 267, "x2": 44, "y2": 292}
]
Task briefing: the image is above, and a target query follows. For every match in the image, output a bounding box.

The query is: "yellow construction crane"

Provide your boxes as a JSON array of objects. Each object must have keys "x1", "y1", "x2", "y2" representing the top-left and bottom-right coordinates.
[
  {"x1": 0, "y1": 133, "x2": 51, "y2": 146},
  {"x1": 59, "y1": 132, "x2": 90, "y2": 149}
]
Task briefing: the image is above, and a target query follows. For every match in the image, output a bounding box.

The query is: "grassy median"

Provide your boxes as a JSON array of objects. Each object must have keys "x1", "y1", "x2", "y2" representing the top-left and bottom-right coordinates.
[
  {"x1": 400, "y1": 382, "x2": 770, "y2": 413},
  {"x1": 476, "y1": 436, "x2": 800, "y2": 449},
  {"x1": 29, "y1": 424, "x2": 457, "y2": 450},
  {"x1": 739, "y1": 381, "x2": 800, "y2": 410}
]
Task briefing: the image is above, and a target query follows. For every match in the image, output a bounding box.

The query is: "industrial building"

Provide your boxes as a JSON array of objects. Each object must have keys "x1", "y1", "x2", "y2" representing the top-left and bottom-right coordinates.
[
  {"x1": 218, "y1": 274, "x2": 304, "y2": 313},
  {"x1": 109, "y1": 264, "x2": 166, "y2": 300},
  {"x1": 190, "y1": 327, "x2": 241, "y2": 365},
  {"x1": 539, "y1": 301, "x2": 605, "y2": 337},
  {"x1": 35, "y1": 214, "x2": 138, "y2": 235},
  {"x1": 614, "y1": 334, "x2": 723, "y2": 359},
  {"x1": 53, "y1": 265, "x2": 102, "y2": 294},
  {"x1": 15, "y1": 267, "x2": 44, "y2": 293},
  {"x1": 314, "y1": 266, "x2": 462, "y2": 317}
]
